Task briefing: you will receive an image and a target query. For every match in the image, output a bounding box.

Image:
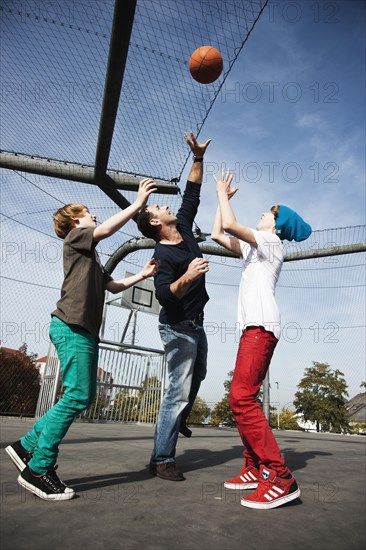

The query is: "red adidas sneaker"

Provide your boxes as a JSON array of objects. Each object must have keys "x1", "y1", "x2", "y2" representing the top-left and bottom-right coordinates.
[
  {"x1": 241, "y1": 465, "x2": 301, "y2": 509},
  {"x1": 224, "y1": 460, "x2": 259, "y2": 490}
]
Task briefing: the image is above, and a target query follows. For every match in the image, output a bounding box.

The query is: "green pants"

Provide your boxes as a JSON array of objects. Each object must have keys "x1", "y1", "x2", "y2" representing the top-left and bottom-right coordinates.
[{"x1": 21, "y1": 316, "x2": 99, "y2": 473}]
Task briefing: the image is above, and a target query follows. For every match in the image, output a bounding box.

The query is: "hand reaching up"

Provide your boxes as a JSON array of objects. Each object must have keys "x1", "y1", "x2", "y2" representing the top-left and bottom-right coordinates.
[
  {"x1": 213, "y1": 170, "x2": 238, "y2": 200},
  {"x1": 184, "y1": 131, "x2": 211, "y2": 158},
  {"x1": 136, "y1": 178, "x2": 158, "y2": 209}
]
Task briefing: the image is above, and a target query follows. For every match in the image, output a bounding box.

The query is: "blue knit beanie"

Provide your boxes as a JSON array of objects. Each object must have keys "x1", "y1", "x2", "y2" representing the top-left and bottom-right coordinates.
[{"x1": 276, "y1": 205, "x2": 312, "y2": 242}]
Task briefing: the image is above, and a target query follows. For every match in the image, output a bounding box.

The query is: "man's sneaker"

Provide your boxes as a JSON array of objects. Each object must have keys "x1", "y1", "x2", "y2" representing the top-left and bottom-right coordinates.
[
  {"x1": 5, "y1": 440, "x2": 33, "y2": 472},
  {"x1": 18, "y1": 465, "x2": 75, "y2": 501},
  {"x1": 149, "y1": 461, "x2": 185, "y2": 481},
  {"x1": 224, "y1": 460, "x2": 259, "y2": 490},
  {"x1": 241, "y1": 465, "x2": 301, "y2": 510}
]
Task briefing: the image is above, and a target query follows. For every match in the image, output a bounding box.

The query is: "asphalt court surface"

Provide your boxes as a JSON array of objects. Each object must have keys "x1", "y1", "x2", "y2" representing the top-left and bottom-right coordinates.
[{"x1": 1, "y1": 418, "x2": 365, "y2": 550}]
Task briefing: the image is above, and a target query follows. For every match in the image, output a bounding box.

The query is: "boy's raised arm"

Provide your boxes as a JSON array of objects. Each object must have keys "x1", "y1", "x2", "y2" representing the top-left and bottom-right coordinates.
[{"x1": 93, "y1": 178, "x2": 157, "y2": 241}]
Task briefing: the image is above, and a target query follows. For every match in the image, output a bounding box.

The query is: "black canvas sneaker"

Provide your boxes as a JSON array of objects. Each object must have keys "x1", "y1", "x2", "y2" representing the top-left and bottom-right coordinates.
[
  {"x1": 18, "y1": 465, "x2": 75, "y2": 501},
  {"x1": 5, "y1": 440, "x2": 33, "y2": 472}
]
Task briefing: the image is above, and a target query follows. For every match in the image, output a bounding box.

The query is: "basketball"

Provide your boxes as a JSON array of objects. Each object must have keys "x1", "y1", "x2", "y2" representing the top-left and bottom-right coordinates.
[{"x1": 189, "y1": 46, "x2": 223, "y2": 84}]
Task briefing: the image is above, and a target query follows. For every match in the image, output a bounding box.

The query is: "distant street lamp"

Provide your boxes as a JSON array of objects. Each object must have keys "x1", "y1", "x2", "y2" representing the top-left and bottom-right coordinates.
[{"x1": 275, "y1": 381, "x2": 280, "y2": 429}]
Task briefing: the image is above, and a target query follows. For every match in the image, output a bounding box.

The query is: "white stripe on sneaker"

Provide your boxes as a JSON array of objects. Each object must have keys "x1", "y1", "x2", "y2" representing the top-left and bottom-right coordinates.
[
  {"x1": 272, "y1": 486, "x2": 285, "y2": 495},
  {"x1": 241, "y1": 486, "x2": 301, "y2": 510},
  {"x1": 263, "y1": 485, "x2": 285, "y2": 501},
  {"x1": 240, "y1": 471, "x2": 257, "y2": 483}
]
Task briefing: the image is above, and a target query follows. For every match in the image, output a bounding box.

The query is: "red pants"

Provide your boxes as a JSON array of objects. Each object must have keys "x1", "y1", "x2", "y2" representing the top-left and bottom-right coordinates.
[{"x1": 230, "y1": 327, "x2": 290, "y2": 477}]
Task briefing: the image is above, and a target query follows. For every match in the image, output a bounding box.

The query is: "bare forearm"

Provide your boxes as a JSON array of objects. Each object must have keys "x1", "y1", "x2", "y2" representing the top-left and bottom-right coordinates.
[
  {"x1": 93, "y1": 178, "x2": 157, "y2": 241},
  {"x1": 217, "y1": 192, "x2": 256, "y2": 246},
  {"x1": 93, "y1": 203, "x2": 140, "y2": 241},
  {"x1": 212, "y1": 205, "x2": 241, "y2": 253},
  {"x1": 211, "y1": 205, "x2": 224, "y2": 240},
  {"x1": 106, "y1": 271, "x2": 147, "y2": 294},
  {"x1": 217, "y1": 191, "x2": 237, "y2": 230},
  {"x1": 187, "y1": 159, "x2": 203, "y2": 184},
  {"x1": 184, "y1": 131, "x2": 211, "y2": 184},
  {"x1": 170, "y1": 273, "x2": 194, "y2": 299},
  {"x1": 170, "y1": 257, "x2": 209, "y2": 299}
]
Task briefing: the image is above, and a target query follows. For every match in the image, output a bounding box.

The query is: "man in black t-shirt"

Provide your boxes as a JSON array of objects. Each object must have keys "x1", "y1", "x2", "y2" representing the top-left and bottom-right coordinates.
[{"x1": 137, "y1": 132, "x2": 211, "y2": 481}]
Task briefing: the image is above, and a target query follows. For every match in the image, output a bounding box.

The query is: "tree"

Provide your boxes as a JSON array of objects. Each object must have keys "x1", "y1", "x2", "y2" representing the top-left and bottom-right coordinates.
[
  {"x1": 109, "y1": 388, "x2": 140, "y2": 421},
  {"x1": 211, "y1": 370, "x2": 278, "y2": 428},
  {"x1": 211, "y1": 371, "x2": 236, "y2": 427},
  {"x1": 257, "y1": 386, "x2": 277, "y2": 428},
  {"x1": 0, "y1": 344, "x2": 40, "y2": 416},
  {"x1": 138, "y1": 375, "x2": 161, "y2": 423},
  {"x1": 106, "y1": 375, "x2": 162, "y2": 423},
  {"x1": 279, "y1": 407, "x2": 303, "y2": 431},
  {"x1": 294, "y1": 361, "x2": 350, "y2": 433},
  {"x1": 81, "y1": 396, "x2": 107, "y2": 420},
  {"x1": 187, "y1": 396, "x2": 211, "y2": 424}
]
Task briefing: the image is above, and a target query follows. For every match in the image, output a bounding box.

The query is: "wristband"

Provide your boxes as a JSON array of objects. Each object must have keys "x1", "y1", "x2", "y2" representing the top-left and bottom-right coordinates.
[{"x1": 193, "y1": 157, "x2": 203, "y2": 163}]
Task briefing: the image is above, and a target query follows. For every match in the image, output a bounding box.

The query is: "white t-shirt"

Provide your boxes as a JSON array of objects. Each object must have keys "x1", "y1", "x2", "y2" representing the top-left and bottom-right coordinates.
[{"x1": 237, "y1": 229, "x2": 283, "y2": 340}]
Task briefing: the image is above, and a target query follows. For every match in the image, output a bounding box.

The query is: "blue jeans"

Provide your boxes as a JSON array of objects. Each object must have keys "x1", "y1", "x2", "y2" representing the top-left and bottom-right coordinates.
[
  {"x1": 151, "y1": 320, "x2": 208, "y2": 464},
  {"x1": 21, "y1": 316, "x2": 99, "y2": 473}
]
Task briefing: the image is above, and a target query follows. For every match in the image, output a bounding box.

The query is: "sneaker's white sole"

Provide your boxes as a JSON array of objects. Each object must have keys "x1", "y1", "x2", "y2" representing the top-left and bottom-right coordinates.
[
  {"x1": 241, "y1": 488, "x2": 301, "y2": 510},
  {"x1": 17, "y1": 475, "x2": 75, "y2": 501},
  {"x1": 224, "y1": 482, "x2": 258, "y2": 490},
  {"x1": 5, "y1": 445, "x2": 26, "y2": 472}
]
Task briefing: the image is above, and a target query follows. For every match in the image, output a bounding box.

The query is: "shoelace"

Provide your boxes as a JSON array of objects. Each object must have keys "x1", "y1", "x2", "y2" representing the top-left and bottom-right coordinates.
[{"x1": 40, "y1": 465, "x2": 66, "y2": 492}]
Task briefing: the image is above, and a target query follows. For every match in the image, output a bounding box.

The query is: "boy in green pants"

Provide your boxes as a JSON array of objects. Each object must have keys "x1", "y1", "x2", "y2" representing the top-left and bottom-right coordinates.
[{"x1": 6, "y1": 178, "x2": 158, "y2": 501}]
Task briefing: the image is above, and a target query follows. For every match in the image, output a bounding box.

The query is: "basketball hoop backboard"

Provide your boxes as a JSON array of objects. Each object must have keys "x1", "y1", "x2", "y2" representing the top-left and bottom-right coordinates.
[{"x1": 106, "y1": 272, "x2": 160, "y2": 315}]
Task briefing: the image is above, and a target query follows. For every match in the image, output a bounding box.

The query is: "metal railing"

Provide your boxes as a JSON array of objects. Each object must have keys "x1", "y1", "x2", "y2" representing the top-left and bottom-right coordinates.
[{"x1": 35, "y1": 338, "x2": 166, "y2": 424}]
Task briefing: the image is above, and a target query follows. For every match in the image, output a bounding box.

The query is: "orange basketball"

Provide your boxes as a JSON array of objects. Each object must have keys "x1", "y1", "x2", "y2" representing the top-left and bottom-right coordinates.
[{"x1": 189, "y1": 46, "x2": 223, "y2": 84}]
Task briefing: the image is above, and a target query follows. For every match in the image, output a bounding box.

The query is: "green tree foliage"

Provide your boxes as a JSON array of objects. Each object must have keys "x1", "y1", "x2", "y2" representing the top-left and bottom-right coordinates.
[
  {"x1": 109, "y1": 388, "x2": 140, "y2": 421},
  {"x1": 257, "y1": 386, "x2": 278, "y2": 428},
  {"x1": 0, "y1": 344, "x2": 40, "y2": 415},
  {"x1": 349, "y1": 421, "x2": 366, "y2": 435},
  {"x1": 138, "y1": 375, "x2": 161, "y2": 423},
  {"x1": 211, "y1": 371, "x2": 236, "y2": 427},
  {"x1": 82, "y1": 396, "x2": 107, "y2": 420},
  {"x1": 105, "y1": 375, "x2": 162, "y2": 423},
  {"x1": 211, "y1": 370, "x2": 278, "y2": 428},
  {"x1": 294, "y1": 361, "x2": 350, "y2": 433},
  {"x1": 187, "y1": 396, "x2": 211, "y2": 424},
  {"x1": 279, "y1": 407, "x2": 303, "y2": 431}
]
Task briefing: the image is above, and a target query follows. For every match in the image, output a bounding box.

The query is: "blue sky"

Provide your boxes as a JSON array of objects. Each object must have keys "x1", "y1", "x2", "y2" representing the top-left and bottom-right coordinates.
[
  {"x1": 1, "y1": 0, "x2": 365, "y2": 410},
  {"x1": 196, "y1": 0, "x2": 365, "y2": 230},
  {"x1": 179, "y1": 0, "x2": 366, "y2": 407}
]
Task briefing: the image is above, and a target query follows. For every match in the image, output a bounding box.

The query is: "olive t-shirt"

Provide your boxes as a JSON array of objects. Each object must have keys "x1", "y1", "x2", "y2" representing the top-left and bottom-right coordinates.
[{"x1": 52, "y1": 226, "x2": 113, "y2": 337}]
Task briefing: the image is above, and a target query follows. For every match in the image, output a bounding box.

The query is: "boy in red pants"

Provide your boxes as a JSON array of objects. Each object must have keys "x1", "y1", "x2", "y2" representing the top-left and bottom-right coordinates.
[{"x1": 211, "y1": 170, "x2": 311, "y2": 509}]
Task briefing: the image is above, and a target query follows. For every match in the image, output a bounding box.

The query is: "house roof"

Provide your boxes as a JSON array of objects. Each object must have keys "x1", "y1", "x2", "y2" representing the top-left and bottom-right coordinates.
[
  {"x1": 346, "y1": 392, "x2": 366, "y2": 421},
  {"x1": 0, "y1": 346, "x2": 23, "y2": 358}
]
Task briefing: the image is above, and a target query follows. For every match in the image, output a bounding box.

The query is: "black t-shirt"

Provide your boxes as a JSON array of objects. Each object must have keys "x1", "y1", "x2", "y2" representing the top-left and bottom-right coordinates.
[
  {"x1": 154, "y1": 180, "x2": 209, "y2": 324},
  {"x1": 52, "y1": 227, "x2": 113, "y2": 337}
]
